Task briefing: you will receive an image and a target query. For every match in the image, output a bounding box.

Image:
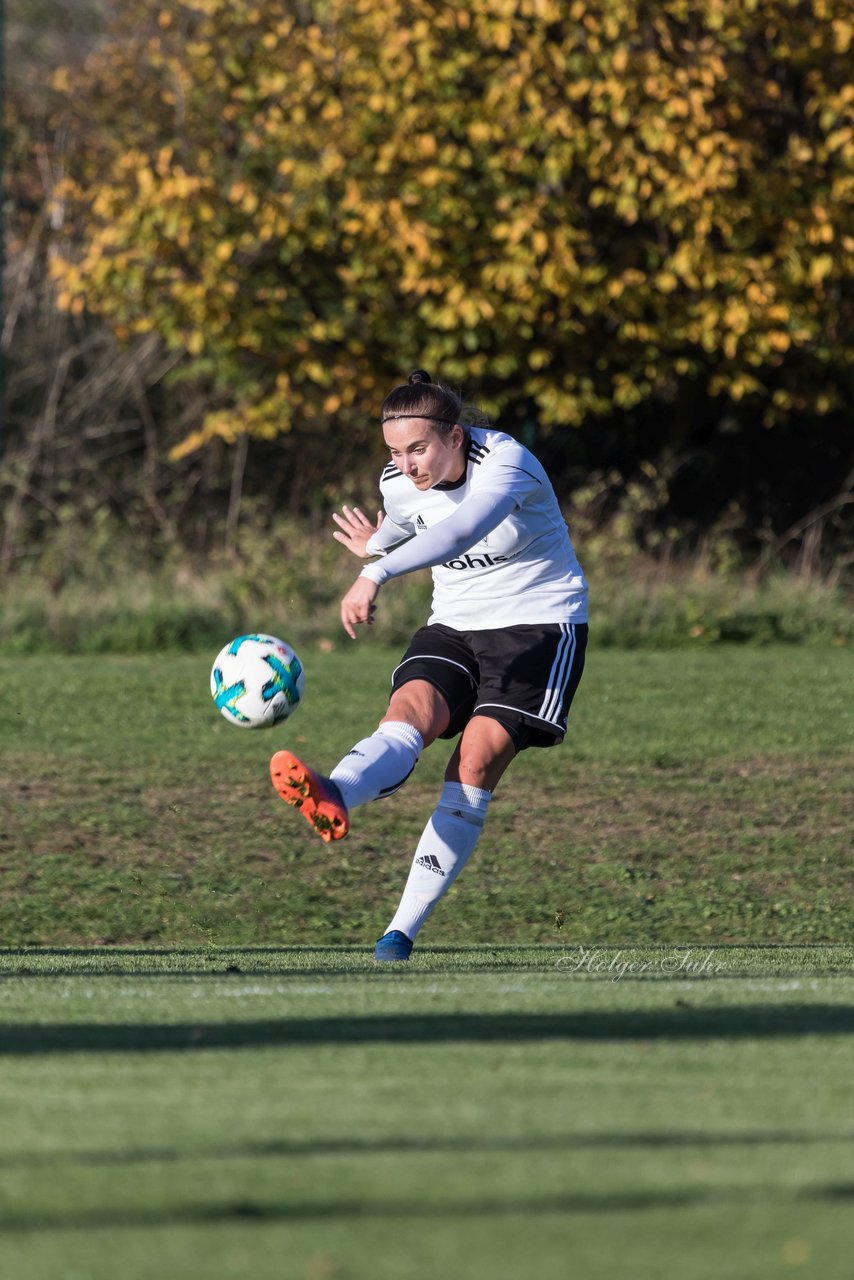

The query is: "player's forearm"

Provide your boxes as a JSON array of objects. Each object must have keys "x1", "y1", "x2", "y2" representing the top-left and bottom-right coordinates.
[
  {"x1": 365, "y1": 515, "x2": 414, "y2": 556},
  {"x1": 359, "y1": 490, "x2": 518, "y2": 585}
]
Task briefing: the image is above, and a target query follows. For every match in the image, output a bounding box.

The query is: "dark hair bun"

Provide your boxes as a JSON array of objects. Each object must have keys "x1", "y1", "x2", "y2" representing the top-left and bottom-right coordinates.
[{"x1": 408, "y1": 369, "x2": 432, "y2": 385}]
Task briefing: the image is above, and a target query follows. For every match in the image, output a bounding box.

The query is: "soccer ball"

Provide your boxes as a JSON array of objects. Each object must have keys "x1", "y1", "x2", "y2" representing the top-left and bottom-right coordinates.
[{"x1": 210, "y1": 633, "x2": 305, "y2": 729}]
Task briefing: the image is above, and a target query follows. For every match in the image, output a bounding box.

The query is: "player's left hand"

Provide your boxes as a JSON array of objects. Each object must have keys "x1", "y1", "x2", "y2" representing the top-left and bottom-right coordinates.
[
  {"x1": 340, "y1": 576, "x2": 380, "y2": 640},
  {"x1": 332, "y1": 505, "x2": 383, "y2": 558}
]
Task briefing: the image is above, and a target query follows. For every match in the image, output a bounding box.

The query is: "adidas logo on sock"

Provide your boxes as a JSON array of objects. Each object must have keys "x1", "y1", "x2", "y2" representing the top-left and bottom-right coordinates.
[
  {"x1": 416, "y1": 515, "x2": 427, "y2": 529},
  {"x1": 416, "y1": 853, "x2": 445, "y2": 876}
]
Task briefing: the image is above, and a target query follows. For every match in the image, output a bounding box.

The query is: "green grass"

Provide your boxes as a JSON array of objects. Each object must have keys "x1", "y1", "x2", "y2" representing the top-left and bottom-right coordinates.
[
  {"x1": 2, "y1": 649, "x2": 851, "y2": 1276},
  {"x1": 0, "y1": 946, "x2": 852, "y2": 1279},
  {"x1": 1, "y1": 645, "x2": 852, "y2": 945}
]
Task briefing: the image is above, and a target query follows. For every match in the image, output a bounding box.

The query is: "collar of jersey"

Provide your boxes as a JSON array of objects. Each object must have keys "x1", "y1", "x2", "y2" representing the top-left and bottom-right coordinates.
[{"x1": 433, "y1": 470, "x2": 468, "y2": 491}]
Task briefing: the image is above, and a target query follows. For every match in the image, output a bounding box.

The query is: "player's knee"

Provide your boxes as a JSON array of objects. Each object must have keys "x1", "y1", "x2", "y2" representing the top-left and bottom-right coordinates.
[
  {"x1": 450, "y1": 718, "x2": 517, "y2": 791},
  {"x1": 453, "y1": 751, "x2": 493, "y2": 789}
]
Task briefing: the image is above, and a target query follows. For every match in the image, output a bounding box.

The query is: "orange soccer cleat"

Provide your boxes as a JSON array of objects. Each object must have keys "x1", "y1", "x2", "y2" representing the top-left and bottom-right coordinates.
[{"x1": 269, "y1": 750, "x2": 350, "y2": 843}]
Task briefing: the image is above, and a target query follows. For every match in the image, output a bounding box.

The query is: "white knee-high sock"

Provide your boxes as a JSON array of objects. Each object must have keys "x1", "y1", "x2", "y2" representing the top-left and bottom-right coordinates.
[
  {"x1": 330, "y1": 721, "x2": 424, "y2": 811},
  {"x1": 385, "y1": 781, "x2": 491, "y2": 941}
]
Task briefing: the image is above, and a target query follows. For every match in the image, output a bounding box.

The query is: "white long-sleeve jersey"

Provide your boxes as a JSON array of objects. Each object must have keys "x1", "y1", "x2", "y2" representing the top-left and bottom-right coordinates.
[{"x1": 360, "y1": 427, "x2": 588, "y2": 629}]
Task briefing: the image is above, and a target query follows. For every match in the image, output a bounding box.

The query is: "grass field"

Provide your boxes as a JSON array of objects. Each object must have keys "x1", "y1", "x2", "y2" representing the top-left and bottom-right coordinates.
[
  {"x1": 1, "y1": 946, "x2": 853, "y2": 1279},
  {"x1": 1, "y1": 645, "x2": 851, "y2": 1275},
  {"x1": 0, "y1": 645, "x2": 851, "y2": 945}
]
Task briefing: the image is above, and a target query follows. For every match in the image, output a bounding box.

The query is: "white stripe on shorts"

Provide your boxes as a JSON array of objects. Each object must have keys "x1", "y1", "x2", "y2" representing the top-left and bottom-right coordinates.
[
  {"x1": 391, "y1": 654, "x2": 478, "y2": 688},
  {"x1": 538, "y1": 624, "x2": 577, "y2": 727}
]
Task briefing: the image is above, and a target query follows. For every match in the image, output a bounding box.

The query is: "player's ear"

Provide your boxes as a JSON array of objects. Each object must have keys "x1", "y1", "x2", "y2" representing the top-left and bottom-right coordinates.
[{"x1": 450, "y1": 424, "x2": 465, "y2": 449}]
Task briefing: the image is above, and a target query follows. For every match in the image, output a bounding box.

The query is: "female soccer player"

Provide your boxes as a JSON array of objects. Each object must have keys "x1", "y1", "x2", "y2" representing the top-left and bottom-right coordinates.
[{"x1": 270, "y1": 370, "x2": 588, "y2": 960}]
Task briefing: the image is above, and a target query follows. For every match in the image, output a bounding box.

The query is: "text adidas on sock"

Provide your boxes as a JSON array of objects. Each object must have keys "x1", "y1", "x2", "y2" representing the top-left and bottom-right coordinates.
[{"x1": 415, "y1": 854, "x2": 445, "y2": 876}]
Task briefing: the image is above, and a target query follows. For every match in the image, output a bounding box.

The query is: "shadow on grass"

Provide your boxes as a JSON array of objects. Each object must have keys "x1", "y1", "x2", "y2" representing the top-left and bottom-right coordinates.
[
  {"x1": 2, "y1": 1183, "x2": 853, "y2": 1235},
  {"x1": 2, "y1": 1128, "x2": 853, "y2": 1172},
  {"x1": 0, "y1": 1005, "x2": 852, "y2": 1054},
  {"x1": 4, "y1": 965, "x2": 853, "y2": 981},
  {"x1": 1, "y1": 945, "x2": 851, "y2": 980}
]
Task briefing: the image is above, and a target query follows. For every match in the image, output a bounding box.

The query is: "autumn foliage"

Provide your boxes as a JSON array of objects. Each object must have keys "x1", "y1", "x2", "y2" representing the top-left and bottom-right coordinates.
[{"x1": 46, "y1": 0, "x2": 854, "y2": 464}]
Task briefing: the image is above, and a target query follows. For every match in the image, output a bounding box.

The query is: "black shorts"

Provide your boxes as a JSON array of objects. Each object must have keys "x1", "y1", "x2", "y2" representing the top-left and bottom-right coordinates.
[{"x1": 391, "y1": 621, "x2": 588, "y2": 751}]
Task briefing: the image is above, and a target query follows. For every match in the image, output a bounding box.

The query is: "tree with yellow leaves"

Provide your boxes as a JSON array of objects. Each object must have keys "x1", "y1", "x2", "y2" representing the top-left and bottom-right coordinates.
[{"x1": 49, "y1": 0, "x2": 852, "y2": 467}]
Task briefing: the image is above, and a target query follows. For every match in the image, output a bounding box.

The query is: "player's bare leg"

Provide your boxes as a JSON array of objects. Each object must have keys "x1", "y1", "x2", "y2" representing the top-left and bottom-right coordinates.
[
  {"x1": 443, "y1": 716, "x2": 517, "y2": 791},
  {"x1": 380, "y1": 679, "x2": 451, "y2": 742}
]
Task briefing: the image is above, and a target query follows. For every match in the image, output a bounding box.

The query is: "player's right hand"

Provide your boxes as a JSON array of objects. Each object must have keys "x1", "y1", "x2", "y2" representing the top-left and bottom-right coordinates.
[{"x1": 340, "y1": 575, "x2": 380, "y2": 640}]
